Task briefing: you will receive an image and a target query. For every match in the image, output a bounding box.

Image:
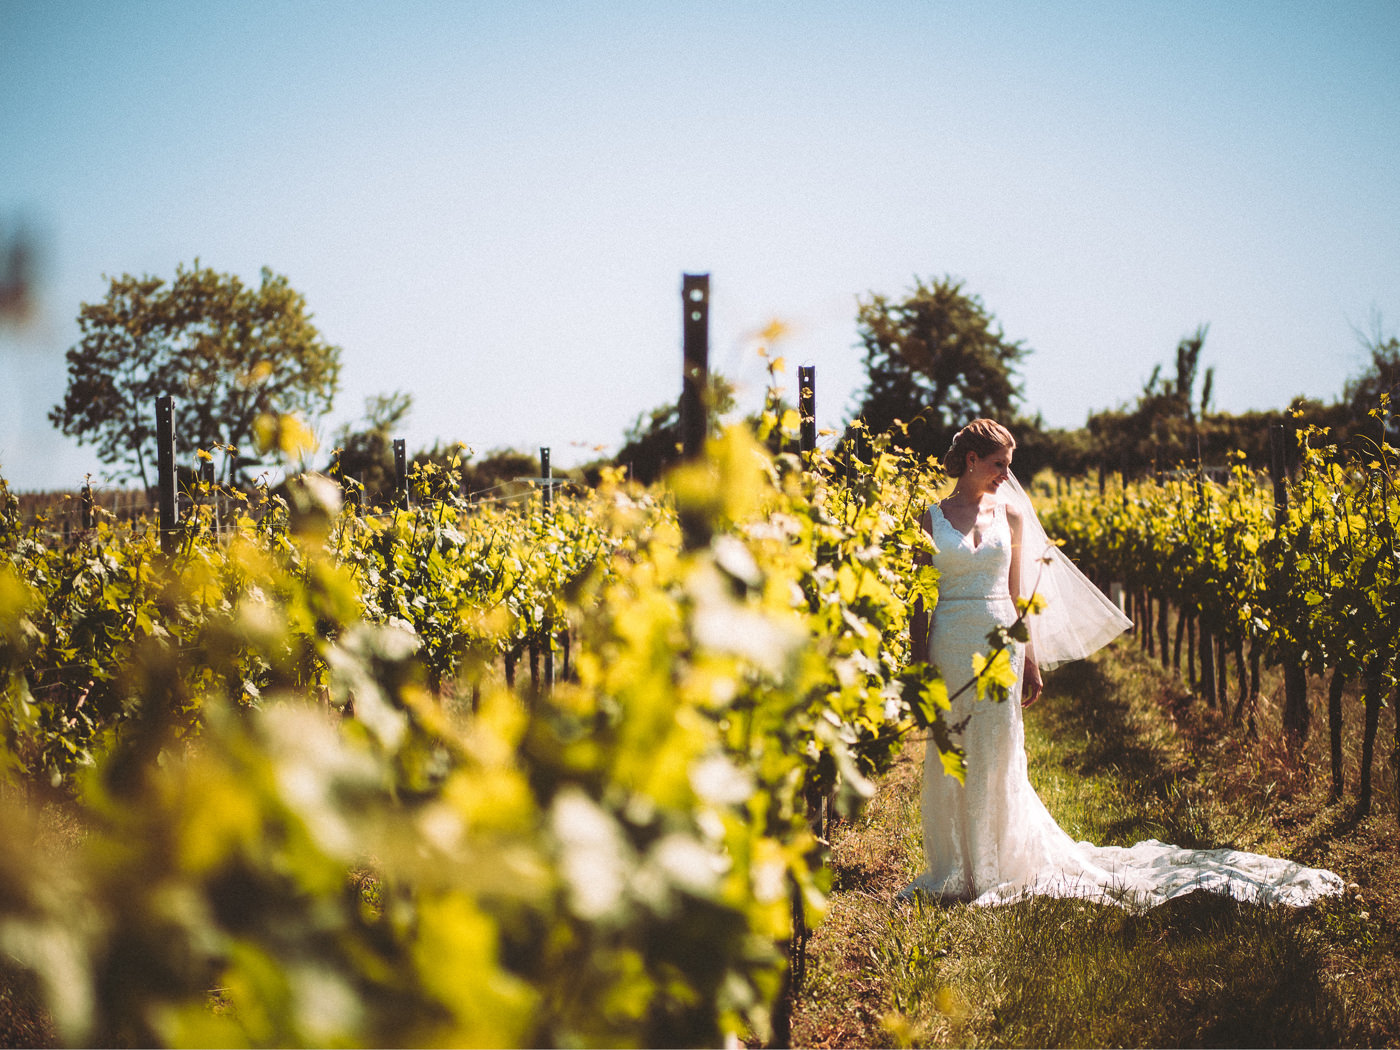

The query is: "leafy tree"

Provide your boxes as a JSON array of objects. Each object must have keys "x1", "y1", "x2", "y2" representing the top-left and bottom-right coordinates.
[
  {"x1": 330, "y1": 391, "x2": 413, "y2": 505},
  {"x1": 1085, "y1": 325, "x2": 1215, "y2": 475},
  {"x1": 615, "y1": 374, "x2": 736, "y2": 485},
  {"x1": 0, "y1": 218, "x2": 39, "y2": 328},
  {"x1": 849, "y1": 276, "x2": 1029, "y2": 458},
  {"x1": 329, "y1": 394, "x2": 546, "y2": 507},
  {"x1": 50, "y1": 262, "x2": 341, "y2": 487},
  {"x1": 1344, "y1": 315, "x2": 1400, "y2": 441},
  {"x1": 1140, "y1": 323, "x2": 1213, "y2": 422},
  {"x1": 458, "y1": 448, "x2": 540, "y2": 499},
  {"x1": 1002, "y1": 414, "x2": 1092, "y2": 481}
]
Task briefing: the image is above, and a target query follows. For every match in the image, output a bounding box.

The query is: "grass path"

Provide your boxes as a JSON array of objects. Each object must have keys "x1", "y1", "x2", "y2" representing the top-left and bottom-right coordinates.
[{"x1": 792, "y1": 642, "x2": 1400, "y2": 1048}]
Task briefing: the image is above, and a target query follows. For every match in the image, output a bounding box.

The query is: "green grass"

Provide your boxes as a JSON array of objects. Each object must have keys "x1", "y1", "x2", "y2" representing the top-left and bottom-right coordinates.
[
  {"x1": 793, "y1": 642, "x2": 1400, "y2": 1048},
  {"x1": 879, "y1": 890, "x2": 1347, "y2": 1048}
]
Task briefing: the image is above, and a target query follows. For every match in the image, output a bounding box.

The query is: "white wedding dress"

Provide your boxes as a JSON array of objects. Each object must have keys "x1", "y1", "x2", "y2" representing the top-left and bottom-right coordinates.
[{"x1": 907, "y1": 496, "x2": 1344, "y2": 912}]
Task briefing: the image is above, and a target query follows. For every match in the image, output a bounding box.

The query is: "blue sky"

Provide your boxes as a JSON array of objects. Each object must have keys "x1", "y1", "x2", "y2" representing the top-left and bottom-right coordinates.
[{"x1": 2, "y1": 0, "x2": 1398, "y2": 490}]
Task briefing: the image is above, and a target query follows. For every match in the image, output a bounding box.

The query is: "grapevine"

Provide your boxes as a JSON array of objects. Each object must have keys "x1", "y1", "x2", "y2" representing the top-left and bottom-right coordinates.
[
  {"x1": 0, "y1": 426, "x2": 967, "y2": 1047},
  {"x1": 1037, "y1": 410, "x2": 1400, "y2": 817}
]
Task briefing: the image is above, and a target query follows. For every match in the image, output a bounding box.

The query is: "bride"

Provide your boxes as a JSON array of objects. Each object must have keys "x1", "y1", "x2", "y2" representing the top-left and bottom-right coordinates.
[{"x1": 902, "y1": 419, "x2": 1343, "y2": 910}]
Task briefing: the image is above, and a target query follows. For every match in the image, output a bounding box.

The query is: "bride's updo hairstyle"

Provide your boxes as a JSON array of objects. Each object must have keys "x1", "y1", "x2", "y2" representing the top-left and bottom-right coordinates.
[{"x1": 943, "y1": 418, "x2": 1016, "y2": 477}]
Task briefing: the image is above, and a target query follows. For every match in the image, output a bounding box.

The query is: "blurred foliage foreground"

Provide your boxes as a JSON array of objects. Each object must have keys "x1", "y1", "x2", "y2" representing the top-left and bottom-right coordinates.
[{"x1": 0, "y1": 427, "x2": 946, "y2": 1048}]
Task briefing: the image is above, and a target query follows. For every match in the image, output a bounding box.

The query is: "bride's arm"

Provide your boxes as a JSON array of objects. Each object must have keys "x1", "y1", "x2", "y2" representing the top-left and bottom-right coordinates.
[{"x1": 1006, "y1": 502, "x2": 1044, "y2": 706}]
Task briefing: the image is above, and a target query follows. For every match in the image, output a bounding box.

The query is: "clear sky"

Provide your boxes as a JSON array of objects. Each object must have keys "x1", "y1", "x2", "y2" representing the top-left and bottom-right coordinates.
[{"x1": 2, "y1": 0, "x2": 1398, "y2": 491}]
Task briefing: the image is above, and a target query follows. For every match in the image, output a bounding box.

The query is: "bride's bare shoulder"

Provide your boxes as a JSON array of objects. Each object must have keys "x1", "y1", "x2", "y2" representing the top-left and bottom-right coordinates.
[{"x1": 1003, "y1": 497, "x2": 1024, "y2": 532}]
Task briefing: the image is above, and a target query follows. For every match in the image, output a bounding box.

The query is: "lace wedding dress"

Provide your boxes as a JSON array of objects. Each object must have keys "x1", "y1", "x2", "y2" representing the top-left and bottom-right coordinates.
[{"x1": 906, "y1": 494, "x2": 1344, "y2": 912}]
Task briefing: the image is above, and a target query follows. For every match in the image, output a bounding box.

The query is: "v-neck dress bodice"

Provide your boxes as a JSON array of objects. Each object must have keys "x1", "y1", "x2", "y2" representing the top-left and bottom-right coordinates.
[{"x1": 929, "y1": 501, "x2": 1013, "y2": 604}]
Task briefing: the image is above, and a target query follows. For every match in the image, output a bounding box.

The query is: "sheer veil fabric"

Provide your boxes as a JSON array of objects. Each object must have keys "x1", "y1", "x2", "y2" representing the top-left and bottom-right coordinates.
[
  {"x1": 1003, "y1": 473, "x2": 1133, "y2": 671},
  {"x1": 905, "y1": 473, "x2": 1344, "y2": 912}
]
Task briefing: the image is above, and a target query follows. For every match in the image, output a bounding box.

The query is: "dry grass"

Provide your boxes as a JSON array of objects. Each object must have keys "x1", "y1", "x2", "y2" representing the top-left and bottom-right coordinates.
[
  {"x1": 791, "y1": 640, "x2": 1400, "y2": 1049},
  {"x1": 0, "y1": 965, "x2": 55, "y2": 1050}
]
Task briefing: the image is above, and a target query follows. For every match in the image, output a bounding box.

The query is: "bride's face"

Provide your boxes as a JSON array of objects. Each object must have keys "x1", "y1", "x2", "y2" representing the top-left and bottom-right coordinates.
[{"x1": 965, "y1": 445, "x2": 1014, "y2": 493}]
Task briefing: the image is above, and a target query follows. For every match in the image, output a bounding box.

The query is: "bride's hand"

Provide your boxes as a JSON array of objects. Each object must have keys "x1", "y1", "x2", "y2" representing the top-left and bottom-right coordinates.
[{"x1": 1023, "y1": 662, "x2": 1044, "y2": 707}]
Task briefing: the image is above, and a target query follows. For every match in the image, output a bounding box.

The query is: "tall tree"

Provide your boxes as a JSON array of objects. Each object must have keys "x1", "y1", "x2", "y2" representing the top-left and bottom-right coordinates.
[
  {"x1": 850, "y1": 276, "x2": 1029, "y2": 458},
  {"x1": 329, "y1": 391, "x2": 413, "y2": 504},
  {"x1": 51, "y1": 262, "x2": 341, "y2": 487},
  {"x1": 1344, "y1": 315, "x2": 1400, "y2": 437},
  {"x1": 1169, "y1": 323, "x2": 1211, "y2": 422},
  {"x1": 0, "y1": 218, "x2": 40, "y2": 328},
  {"x1": 1086, "y1": 324, "x2": 1214, "y2": 475},
  {"x1": 615, "y1": 374, "x2": 736, "y2": 485}
]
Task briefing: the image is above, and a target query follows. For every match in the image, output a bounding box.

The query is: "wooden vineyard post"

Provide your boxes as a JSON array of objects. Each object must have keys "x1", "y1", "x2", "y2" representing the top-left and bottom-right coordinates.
[
  {"x1": 797, "y1": 360, "x2": 832, "y2": 1040},
  {"x1": 1358, "y1": 657, "x2": 1385, "y2": 815},
  {"x1": 393, "y1": 438, "x2": 409, "y2": 511},
  {"x1": 540, "y1": 446, "x2": 552, "y2": 511},
  {"x1": 1216, "y1": 636, "x2": 1229, "y2": 708},
  {"x1": 1272, "y1": 421, "x2": 1310, "y2": 742},
  {"x1": 1229, "y1": 641, "x2": 1249, "y2": 723},
  {"x1": 1327, "y1": 668, "x2": 1347, "y2": 801},
  {"x1": 199, "y1": 456, "x2": 213, "y2": 524},
  {"x1": 1197, "y1": 616, "x2": 1216, "y2": 707},
  {"x1": 81, "y1": 482, "x2": 94, "y2": 531},
  {"x1": 1393, "y1": 676, "x2": 1400, "y2": 827},
  {"x1": 1173, "y1": 606, "x2": 1187, "y2": 672},
  {"x1": 198, "y1": 455, "x2": 218, "y2": 535},
  {"x1": 156, "y1": 395, "x2": 178, "y2": 556},
  {"x1": 540, "y1": 446, "x2": 555, "y2": 692},
  {"x1": 844, "y1": 427, "x2": 869, "y2": 499},
  {"x1": 680, "y1": 273, "x2": 709, "y2": 462},
  {"x1": 1186, "y1": 613, "x2": 1197, "y2": 689},
  {"x1": 798, "y1": 364, "x2": 816, "y2": 460},
  {"x1": 1269, "y1": 422, "x2": 1287, "y2": 515},
  {"x1": 1157, "y1": 592, "x2": 1171, "y2": 670},
  {"x1": 1191, "y1": 443, "x2": 1215, "y2": 705}
]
